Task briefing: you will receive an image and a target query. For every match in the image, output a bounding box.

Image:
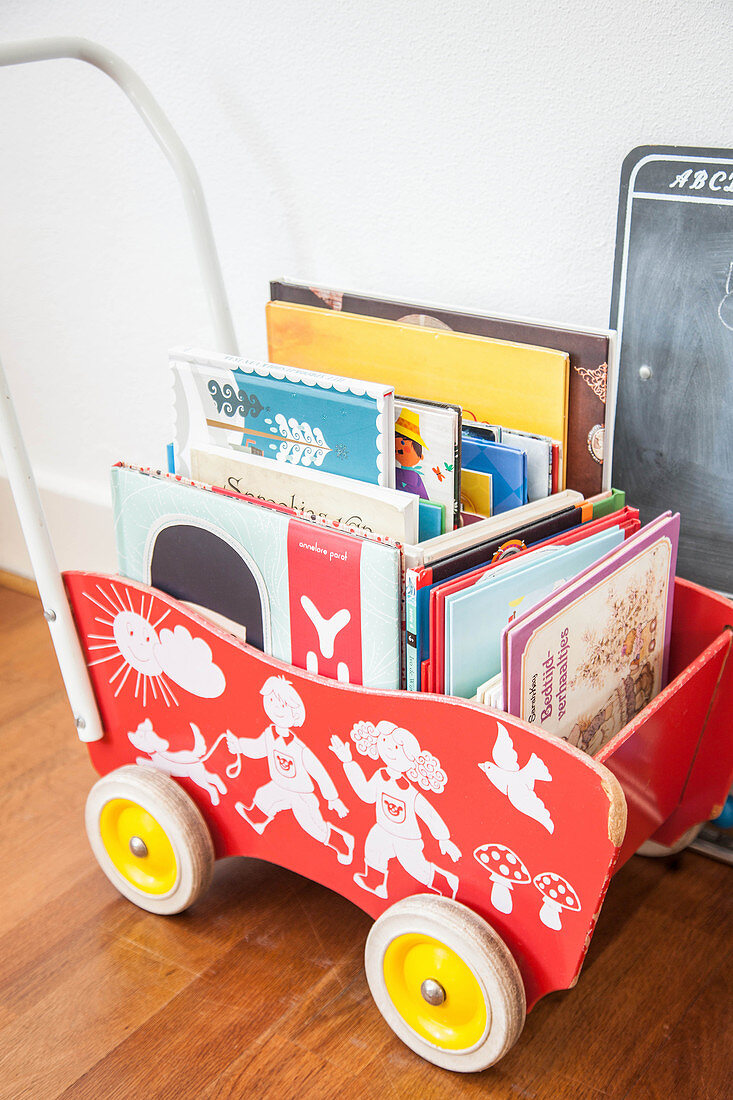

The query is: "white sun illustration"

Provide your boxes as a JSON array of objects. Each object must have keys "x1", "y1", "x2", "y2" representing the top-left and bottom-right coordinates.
[{"x1": 84, "y1": 581, "x2": 179, "y2": 707}]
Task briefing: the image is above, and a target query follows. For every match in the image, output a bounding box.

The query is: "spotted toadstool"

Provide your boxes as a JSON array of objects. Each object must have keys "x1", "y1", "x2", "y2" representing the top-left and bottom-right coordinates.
[
  {"x1": 533, "y1": 871, "x2": 581, "y2": 930},
  {"x1": 473, "y1": 843, "x2": 531, "y2": 914}
]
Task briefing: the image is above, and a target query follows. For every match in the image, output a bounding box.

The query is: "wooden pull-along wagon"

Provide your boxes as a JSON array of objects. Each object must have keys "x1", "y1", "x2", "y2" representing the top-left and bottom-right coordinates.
[{"x1": 1, "y1": 36, "x2": 732, "y2": 1076}]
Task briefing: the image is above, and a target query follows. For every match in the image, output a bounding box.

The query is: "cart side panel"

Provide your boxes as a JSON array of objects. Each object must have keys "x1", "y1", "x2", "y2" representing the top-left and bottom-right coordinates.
[
  {"x1": 656, "y1": 578, "x2": 733, "y2": 844},
  {"x1": 597, "y1": 630, "x2": 731, "y2": 865},
  {"x1": 64, "y1": 570, "x2": 624, "y2": 1012},
  {"x1": 666, "y1": 577, "x2": 733, "y2": 679},
  {"x1": 651, "y1": 631, "x2": 733, "y2": 846},
  {"x1": 597, "y1": 577, "x2": 733, "y2": 860}
]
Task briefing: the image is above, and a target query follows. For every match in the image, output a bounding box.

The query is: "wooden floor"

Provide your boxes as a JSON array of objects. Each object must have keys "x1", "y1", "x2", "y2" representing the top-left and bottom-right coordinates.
[{"x1": 1, "y1": 584, "x2": 731, "y2": 1100}]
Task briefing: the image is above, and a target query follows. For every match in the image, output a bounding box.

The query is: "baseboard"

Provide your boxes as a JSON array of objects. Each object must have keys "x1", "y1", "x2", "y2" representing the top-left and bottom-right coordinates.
[
  {"x1": 0, "y1": 569, "x2": 39, "y2": 598},
  {"x1": 0, "y1": 476, "x2": 116, "y2": 581}
]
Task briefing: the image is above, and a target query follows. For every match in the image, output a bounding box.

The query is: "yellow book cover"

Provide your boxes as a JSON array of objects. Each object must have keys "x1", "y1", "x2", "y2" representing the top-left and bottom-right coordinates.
[{"x1": 266, "y1": 302, "x2": 569, "y2": 483}]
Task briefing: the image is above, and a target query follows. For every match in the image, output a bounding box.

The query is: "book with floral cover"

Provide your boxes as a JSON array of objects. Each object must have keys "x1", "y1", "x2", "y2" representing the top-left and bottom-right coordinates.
[{"x1": 502, "y1": 512, "x2": 679, "y2": 754}]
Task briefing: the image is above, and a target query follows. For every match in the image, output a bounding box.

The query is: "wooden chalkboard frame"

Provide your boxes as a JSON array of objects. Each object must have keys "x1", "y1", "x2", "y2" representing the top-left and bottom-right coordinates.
[{"x1": 610, "y1": 145, "x2": 733, "y2": 596}]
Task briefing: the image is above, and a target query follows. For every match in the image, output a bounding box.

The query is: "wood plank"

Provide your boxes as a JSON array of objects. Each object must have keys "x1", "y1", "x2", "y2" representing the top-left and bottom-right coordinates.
[{"x1": 625, "y1": 945, "x2": 733, "y2": 1100}]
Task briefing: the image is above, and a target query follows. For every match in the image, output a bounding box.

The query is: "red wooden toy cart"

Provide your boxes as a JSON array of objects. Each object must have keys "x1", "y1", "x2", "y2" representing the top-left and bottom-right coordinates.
[{"x1": 2, "y1": 37, "x2": 732, "y2": 1076}]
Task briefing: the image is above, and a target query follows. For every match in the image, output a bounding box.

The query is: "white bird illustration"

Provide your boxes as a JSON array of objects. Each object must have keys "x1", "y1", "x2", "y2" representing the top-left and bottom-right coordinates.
[{"x1": 478, "y1": 722, "x2": 554, "y2": 833}]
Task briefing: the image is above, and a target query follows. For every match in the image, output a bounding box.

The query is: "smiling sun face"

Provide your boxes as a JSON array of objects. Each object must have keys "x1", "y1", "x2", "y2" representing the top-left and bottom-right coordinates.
[
  {"x1": 112, "y1": 610, "x2": 163, "y2": 675},
  {"x1": 84, "y1": 581, "x2": 178, "y2": 707}
]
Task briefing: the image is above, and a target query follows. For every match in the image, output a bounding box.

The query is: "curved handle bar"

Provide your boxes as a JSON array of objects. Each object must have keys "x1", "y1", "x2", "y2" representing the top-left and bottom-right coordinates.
[{"x1": 0, "y1": 37, "x2": 240, "y2": 740}]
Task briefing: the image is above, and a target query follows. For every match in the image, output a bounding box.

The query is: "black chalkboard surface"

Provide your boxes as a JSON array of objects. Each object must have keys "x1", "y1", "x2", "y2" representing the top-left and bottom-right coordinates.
[{"x1": 611, "y1": 146, "x2": 733, "y2": 595}]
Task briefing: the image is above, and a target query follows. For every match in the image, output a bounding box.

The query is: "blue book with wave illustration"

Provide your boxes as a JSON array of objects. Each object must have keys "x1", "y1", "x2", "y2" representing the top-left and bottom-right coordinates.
[{"x1": 171, "y1": 347, "x2": 395, "y2": 487}]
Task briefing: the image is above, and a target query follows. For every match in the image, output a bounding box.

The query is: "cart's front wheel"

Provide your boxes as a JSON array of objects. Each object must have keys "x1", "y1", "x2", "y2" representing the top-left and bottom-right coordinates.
[
  {"x1": 85, "y1": 765, "x2": 214, "y2": 915},
  {"x1": 365, "y1": 894, "x2": 525, "y2": 1073}
]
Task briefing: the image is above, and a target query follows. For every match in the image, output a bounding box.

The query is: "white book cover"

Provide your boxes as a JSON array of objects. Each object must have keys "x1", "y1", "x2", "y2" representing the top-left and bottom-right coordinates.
[
  {"x1": 501, "y1": 429, "x2": 553, "y2": 502},
  {"x1": 403, "y1": 490, "x2": 584, "y2": 569},
  {"x1": 475, "y1": 673, "x2": 505, "y2": 711},
  {"x1": 190, "y1": 443, "x2": 419, "y2": 544}
]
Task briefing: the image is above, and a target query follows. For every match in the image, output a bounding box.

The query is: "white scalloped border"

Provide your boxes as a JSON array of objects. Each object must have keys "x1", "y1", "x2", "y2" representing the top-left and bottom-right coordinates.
[{"x1": 170, "y1": 346, "x2": 394, "y2": 487}]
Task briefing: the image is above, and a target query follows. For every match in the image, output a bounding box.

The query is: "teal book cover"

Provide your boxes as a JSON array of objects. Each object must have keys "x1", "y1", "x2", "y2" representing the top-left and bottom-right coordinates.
[{"x1": 111, "y1": 464, "x2": 402, "y2": 691}]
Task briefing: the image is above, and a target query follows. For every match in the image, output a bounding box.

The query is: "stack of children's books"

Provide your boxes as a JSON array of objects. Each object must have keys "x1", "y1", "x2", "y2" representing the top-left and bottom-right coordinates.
[{"x1": 112, "y1": 279, "x2": 680, "y2": 760}]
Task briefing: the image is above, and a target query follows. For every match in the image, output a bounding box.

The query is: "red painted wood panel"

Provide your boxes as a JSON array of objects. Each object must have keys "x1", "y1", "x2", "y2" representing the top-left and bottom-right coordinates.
[{"x1": 65, "y1": 570, "x2": 624, "y2": 1011}]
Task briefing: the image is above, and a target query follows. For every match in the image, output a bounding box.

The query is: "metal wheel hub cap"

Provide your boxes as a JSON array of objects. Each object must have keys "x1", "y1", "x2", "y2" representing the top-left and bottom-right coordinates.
[
  {"x1": 420, "y1": 978, "x2": 447, "y2": 1005},
  {"x1": 129, "y1": 835, "x2": 148, "y2": 858}
]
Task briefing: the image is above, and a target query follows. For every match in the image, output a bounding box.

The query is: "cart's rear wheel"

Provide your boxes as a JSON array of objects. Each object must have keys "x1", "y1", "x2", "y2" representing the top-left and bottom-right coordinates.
[
  {"x1": 85, "y1": 765, "x2": 214, "y2": 914},
  {"x1": 365, "y1": 894, "x2": 525, "y2": 1073},
  {"x1": 637, "y1": 822, "x2": 704, "y2": 858}
]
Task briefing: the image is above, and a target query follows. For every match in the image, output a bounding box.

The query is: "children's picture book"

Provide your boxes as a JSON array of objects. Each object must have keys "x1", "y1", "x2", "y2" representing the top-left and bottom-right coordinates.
[
  {"x1": 190, "y1": 443, "x2": 419, "y2": 544},
  {"x1": 394, "y1": 396, "x2": 461, "y2": 530},
  {"x1": 461, "y1": 429, "x2": 528, "y2": 515},
  {"x1": 591, "y1": 487, "x2": 626, "y2": 519},
  {"x1": 403, "y1": 499, "x2": 587, "y2": 690},
  {"x1": 429, "y1": 506, "x2": 638, "y2": 695},
  {"x1": 170, "y1": 346, "x2": 395, "y2": 488},
  {"x1": 265, "y1": 301, "x2": 570, "y2": 463},
  {"x1": 444, "y1": 527, "x2": 625, "y2": 700},
  {"x1": 460, "y1": 468, "x2": 493, "y2": 517},
  {"x1": 503, "y1": 512, "x2": 680, "y2": 754},
  {"x1": 111, "y1": 463, "x2": 402, "y2": 691},
  {"x1": 270, "y1": 278, "x2": 613, "y2": 497},
  {"x1": 404, "y1": 489, "x2": 584, "y2": 570}
]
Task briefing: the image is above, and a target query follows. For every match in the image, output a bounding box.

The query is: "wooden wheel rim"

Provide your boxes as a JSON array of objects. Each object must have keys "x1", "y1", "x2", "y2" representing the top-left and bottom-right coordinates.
[
  {"x1": 365, "y1": 894, "x2": 526, "y2": 1073},
  {"x1": 86, "y1": 765, "x2": 214, "y2": 915}
]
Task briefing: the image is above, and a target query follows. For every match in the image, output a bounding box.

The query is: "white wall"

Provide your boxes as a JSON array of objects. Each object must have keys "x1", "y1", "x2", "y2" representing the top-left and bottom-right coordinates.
[{"x1": 1, "y1": 0, "x2": 730, "y2": 577}]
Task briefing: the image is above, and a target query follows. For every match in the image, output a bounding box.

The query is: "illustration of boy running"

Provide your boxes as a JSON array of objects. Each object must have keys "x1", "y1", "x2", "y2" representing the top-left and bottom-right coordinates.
[{"x1": 227, "y1": 675, "x2": 354, "y2": 864}]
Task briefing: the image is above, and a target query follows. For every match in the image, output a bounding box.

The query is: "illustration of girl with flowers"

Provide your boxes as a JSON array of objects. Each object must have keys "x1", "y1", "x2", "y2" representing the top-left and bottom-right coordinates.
[{"x1": 330, "y1": 720, "x2": 461, "y2": 899}]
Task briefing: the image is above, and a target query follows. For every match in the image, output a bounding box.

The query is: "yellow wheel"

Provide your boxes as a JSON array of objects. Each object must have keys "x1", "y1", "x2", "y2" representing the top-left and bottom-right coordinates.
[
  {"x1": 85, "y1": 765, "x2": 214, "y2": 914},
  {"x1": 365, "y1": 895, "x2": 525, "y2": 1072}
]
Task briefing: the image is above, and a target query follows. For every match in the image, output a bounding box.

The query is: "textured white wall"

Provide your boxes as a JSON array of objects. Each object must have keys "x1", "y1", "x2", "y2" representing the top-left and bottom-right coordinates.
[{"x1": 1, "y1": 0, "x2": 730, "y2": 575}]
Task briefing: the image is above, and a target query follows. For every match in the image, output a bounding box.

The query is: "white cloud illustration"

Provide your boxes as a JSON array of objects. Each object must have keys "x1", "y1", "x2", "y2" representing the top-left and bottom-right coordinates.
[{"x1": 156, "y1": 625, "x2": 226, "y2": 698}]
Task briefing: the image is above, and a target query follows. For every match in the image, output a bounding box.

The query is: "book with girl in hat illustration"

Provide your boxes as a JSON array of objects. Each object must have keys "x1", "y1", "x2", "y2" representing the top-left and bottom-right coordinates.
[{"x1": 394, "y1": 397, "x2": 461, "y2": 532}]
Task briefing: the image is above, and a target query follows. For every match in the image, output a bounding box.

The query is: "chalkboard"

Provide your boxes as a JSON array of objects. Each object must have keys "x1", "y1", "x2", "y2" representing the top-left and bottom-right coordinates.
[{"x1": 611, "y1": 146, "x2": 733, "y2": 595}]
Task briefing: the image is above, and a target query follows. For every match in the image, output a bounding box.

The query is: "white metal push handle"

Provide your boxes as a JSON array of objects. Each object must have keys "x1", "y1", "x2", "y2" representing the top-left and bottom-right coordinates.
[
  {"x1": 0, "y1": 355, "x2": 104, "y2": 741},
  {"x1": 0, "y1": 38, "x2": 240, "y2": 741}
]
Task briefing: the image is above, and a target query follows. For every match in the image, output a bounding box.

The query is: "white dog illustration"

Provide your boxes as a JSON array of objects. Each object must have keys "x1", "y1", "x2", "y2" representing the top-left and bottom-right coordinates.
[{"x1": 128, "y1": 718, "x2": 227, "y2": 805}]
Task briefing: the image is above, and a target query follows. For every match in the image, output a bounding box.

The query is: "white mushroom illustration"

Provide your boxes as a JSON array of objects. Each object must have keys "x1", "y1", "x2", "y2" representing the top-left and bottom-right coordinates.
[
  {"x1": 533, "y1": 872, "x2": 581, "y2": 930},
  {"x1": 473, "y1": 843, "x2": 531, "y2": 914}
]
